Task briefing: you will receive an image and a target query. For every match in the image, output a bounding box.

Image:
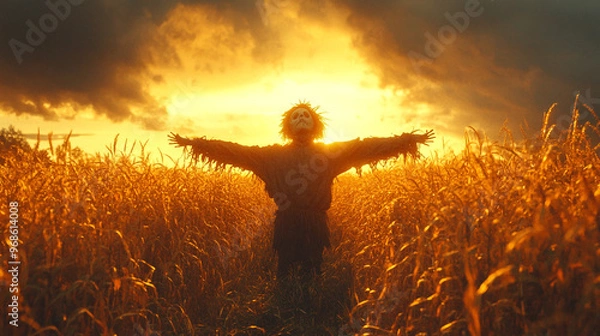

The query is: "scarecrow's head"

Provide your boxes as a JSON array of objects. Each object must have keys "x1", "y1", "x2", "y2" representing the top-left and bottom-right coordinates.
[{"x1": 280, "y1": 102, "x2": 325, "y2": 143}]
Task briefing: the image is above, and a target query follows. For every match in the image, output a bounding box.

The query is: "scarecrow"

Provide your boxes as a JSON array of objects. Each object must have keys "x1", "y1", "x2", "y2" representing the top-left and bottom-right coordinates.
[{"x1": 169, "y1": 102, "x2": 434, "y2": 279}]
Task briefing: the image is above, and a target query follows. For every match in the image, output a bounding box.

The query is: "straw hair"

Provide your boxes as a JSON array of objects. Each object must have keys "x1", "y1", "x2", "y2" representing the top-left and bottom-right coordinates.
[{"x1": 280, "y1": 101, "x2": 326, "y2": 141}]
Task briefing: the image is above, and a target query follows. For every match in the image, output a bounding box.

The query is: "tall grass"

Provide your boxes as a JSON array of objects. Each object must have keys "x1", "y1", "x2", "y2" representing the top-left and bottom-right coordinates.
[
  {"x1": 331, "y1": 103, "x2": 600, "y2": 336},
  {"x1": 1, "y1": 102, "x2": 599, "y2": 335},
  {"x1": 1, "y1": 137, "x2": 278, "y2": 335}
]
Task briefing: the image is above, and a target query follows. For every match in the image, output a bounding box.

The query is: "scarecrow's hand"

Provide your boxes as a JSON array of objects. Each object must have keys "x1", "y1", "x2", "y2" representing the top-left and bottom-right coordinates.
[
  {"x1": 168, "y1": 132, "x2": 193, "y2": 147},
  {"x1": 413, "y1": 129, "x2": 435, "y2": 145}
]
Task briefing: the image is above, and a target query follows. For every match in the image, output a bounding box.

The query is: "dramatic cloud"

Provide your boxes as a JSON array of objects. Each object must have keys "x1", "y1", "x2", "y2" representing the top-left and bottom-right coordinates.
[
  {"x1": 0, "y1": 0, "x2": 276, "y2": 130},
  {"x1": 1, "y1": 0, "x2": 598, "y2": 139},
  {"x1": 335, "y1": 0, "x2": 600, "y2": 135}
]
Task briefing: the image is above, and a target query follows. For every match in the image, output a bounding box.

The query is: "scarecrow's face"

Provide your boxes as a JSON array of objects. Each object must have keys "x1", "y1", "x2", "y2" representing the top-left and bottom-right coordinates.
[{"x1": 290, "y1": 107, "x2": 314, "y2": 134}]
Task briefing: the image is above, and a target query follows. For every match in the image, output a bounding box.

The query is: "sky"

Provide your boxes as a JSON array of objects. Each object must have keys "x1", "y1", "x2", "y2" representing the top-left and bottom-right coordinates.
[{"x1": 1, "y1": 0, "x2": 599, "y2": 161}]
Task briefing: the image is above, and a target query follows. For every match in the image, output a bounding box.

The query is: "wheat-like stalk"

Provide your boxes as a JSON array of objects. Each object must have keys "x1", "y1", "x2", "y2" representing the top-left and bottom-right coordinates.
[{"x1": 0, "y1": 103, "x2": 598, "y2": 335}]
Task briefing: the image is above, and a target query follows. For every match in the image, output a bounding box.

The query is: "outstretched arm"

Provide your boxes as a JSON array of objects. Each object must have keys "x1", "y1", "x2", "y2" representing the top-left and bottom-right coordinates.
[
  {"x1": 169, "y1": 133, "x2": 194, "y2": 147},
  {"x1": 329, "y1": 130, "x2": 435, "y2": 174},
  {"x1": 169, "y1": 132, "x2": 267, "y2": 172}
]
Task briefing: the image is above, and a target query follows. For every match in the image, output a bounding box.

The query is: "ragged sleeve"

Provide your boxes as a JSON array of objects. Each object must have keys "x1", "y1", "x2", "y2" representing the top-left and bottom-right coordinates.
[
  {"x1": 188, "y1": 138, "x2": 273, "y2": 176},
  {"x1": 327, "y1": 133, "x2": 421, "y2": 175}
]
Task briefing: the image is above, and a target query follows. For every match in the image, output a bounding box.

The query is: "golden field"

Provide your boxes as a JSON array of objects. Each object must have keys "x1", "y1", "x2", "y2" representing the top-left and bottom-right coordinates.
[{"x1": 1, "y1": 105, "x2": 599, "y2": 335}]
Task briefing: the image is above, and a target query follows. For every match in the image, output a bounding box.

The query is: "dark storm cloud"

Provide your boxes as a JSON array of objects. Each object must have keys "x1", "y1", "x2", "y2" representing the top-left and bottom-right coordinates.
[
  {"x1": 335, "y1": 0, "x2": 600, "y2": 135},
  {"x1": 2, "y1": 0, "x2": 598, "y2": 137},
  {"x1": 0, "y1": 0, "x2": 274, "y2": 130}
]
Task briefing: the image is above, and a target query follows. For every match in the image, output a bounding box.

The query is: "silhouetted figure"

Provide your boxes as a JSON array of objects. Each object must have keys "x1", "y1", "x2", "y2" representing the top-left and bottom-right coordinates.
[{"x1": 169, "y1": 102, "x2": 434, "y2": 280}]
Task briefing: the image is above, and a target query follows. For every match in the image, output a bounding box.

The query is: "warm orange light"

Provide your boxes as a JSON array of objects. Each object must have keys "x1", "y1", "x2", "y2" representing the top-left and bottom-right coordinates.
[{"x1": 5, "y1": 2, "x2": 454, "y2": 161}]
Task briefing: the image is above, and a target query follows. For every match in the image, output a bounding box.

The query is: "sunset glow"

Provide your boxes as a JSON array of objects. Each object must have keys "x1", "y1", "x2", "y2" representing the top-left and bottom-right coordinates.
[
  {"x1": 3, "y1": 3, "x2": 446, "y2": 160},
  {"x1": 2, "y1": 1, "x2": 597, "y2": 160},
  {"x1": 2, "y1": 2, "x2": 599, "y2": 334}
]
